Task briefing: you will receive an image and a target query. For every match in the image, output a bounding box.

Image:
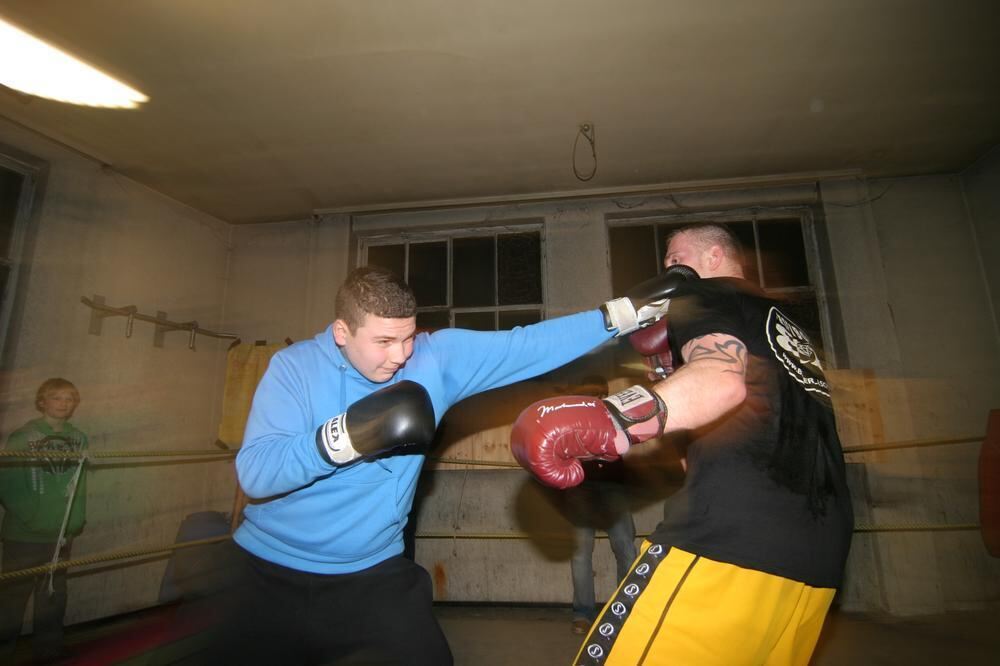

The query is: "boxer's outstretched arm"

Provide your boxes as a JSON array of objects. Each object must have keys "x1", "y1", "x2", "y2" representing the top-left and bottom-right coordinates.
[{"x1": 430, "y1": 310, "x2": 613, "y2": 405}]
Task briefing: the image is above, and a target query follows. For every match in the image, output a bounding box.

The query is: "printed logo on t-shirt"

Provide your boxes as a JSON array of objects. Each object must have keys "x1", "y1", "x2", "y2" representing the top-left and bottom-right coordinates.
[
  {"x1": 765, "y1": 307, "x2": 830, "y2": 403},
  {"x1": 29, "y1": 433, "x2": 84, "y2": 475}
]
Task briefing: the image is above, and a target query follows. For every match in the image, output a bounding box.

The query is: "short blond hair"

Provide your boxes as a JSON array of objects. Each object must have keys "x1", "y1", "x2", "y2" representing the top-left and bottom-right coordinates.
[{"x1": 35, "y1": 378, "x2": 80, "y2": 412}]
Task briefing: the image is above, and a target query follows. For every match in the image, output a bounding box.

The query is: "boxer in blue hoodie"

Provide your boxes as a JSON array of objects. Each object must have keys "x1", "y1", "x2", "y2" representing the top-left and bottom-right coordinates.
[{"x1": 223, "y1": 265, "x2": 686, "y2": 665}]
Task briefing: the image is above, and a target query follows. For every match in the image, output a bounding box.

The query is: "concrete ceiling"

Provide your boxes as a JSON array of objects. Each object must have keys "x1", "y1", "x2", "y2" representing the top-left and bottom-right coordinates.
[{"x1": 0, "y1": 1, "x2": 998, "y2": 223}]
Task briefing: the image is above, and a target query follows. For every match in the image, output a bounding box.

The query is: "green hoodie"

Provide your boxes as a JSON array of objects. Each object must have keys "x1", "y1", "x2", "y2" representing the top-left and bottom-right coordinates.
[{"x1": 0, "y1": 417, "x2": 88, "y2": 542}]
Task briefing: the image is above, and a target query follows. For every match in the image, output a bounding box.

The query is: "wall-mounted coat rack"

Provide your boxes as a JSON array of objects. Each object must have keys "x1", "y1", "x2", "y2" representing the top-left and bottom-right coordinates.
[{"x1": 81, "y1": 295, "x2": 239, "y2": 350}]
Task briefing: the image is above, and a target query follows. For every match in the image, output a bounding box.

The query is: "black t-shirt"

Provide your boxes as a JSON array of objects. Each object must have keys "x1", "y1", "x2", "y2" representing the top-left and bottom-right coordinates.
[{"x1": 649, "y1": 277, "x2": 854, "y2": 588}]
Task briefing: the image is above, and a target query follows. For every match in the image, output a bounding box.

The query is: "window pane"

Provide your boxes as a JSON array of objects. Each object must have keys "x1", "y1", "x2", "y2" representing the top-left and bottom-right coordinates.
[
  {"x1": 409, "y1": 241, "x2": 447, "y2": 307},
  {"x1": 367, "y1": 244, "x2": 406, "y2": 278},
  {"x1": 609, "y1": 225, "x2": 658, "y2": 294},
  {"x1": 499, "y1": 309, "x2": 541, "y2": 329},
  {"x1": 727, "y1": 221, "x2": 760, "y2": 286},
  {"x1": 416, "y1": 309, "x2": 450, "y2": 332},
  {"x1": 0, "y1": 167, "x2": 25, "y2": 259},
  {"x1": 453, "y1": 236, "x2": 495, "y2": 307},
  {"x1": 455, "y1": 311, "x2": 495, "y2": 331},
  {"x1": 758, "y1": 219, "x2": 809, "y2": 288},
  {"x1": 653, "y1": 225, "x2": 669, "y2": 272},
  {"x1": 0, "y1": 264, "x2": 8, "y2": 309},
  {"x1": 653, "y1": 223, "x2": 689, "y2": 273},
  {"x1": 498, "y1": 232, "x2": 541, "y2": 305}
]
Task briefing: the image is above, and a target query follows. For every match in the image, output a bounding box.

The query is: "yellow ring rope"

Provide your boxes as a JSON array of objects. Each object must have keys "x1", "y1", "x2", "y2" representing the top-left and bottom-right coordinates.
[
  {"x1": 0, "y1": 449, "x2": 236, "y2": 460},
  {"x1": 0, "y1": 535, "x2": 231, "y2": 582},
  {"x1": 0, "y1": 522, "x2": 981, "y2": 583},
  {"x1": 0, "y1": 430, "x2": 982, "y2": 464}
]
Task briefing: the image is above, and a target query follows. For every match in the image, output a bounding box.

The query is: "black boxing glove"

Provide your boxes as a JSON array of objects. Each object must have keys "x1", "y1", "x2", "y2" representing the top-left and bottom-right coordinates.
[
  {"x1": 600, "y1": 264, "x2": 698, "y2": 336},
  {"x1": 315, "y1": 380, "x2": 435, "y2": 465}
]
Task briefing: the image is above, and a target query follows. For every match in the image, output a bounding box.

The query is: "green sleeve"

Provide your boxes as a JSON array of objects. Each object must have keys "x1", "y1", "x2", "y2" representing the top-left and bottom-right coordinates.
[{"x1": 0, "y1": 429, "x2": 36, "y2": 518}]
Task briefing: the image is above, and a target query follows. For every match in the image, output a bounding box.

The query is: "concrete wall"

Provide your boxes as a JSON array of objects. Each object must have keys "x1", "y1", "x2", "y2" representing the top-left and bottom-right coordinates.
[
  {"x1": 961, "y1": 146, "x2": 1000, "y2": 348},
  {"x1": 870, "y1": 174, "x2": 998, "y2": 436},
  {"x1": 820, "y1": 174, "x2": 1000, "y2": 614},
  {"x1": 0, "y1": 118, "x2": 236, "y2": 626},
  {"x1": 223, "y1": 213, "x2": 351, "y2": 343}
]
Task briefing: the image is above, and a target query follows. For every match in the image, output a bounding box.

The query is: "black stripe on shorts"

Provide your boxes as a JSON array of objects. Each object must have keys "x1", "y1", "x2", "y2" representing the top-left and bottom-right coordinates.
[{"x1": 575, "y1": 544, "x2": 700, "y2": 666}]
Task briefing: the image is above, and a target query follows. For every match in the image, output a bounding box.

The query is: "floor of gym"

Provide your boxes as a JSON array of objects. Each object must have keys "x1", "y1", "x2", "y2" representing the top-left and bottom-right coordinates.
[
  {"x1": 439, "y1": 605, "x2": 1000, "y2": 665},
  {"x1": 8, "y1": 603, "x2": 1000, "y2": 665}
]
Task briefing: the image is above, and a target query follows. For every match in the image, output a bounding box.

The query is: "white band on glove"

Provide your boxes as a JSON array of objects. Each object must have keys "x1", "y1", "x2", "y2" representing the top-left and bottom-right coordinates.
[
  {"x1": 604, "y1": 297, "x2": 671, "y2": 337},
  {"x1": 603, "y1": 297, "x2": 640, "y2": 336},
  {"x1": 603, "y1": 385, "x2": 668, "y2": 446},
  {"x1": 318, "y1": 414, "x2": 361, "y2": 464}
]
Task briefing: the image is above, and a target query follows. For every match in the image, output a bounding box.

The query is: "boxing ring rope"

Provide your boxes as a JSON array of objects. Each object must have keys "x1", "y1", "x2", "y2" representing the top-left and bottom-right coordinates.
[
  {"x1": 0, "y1": 426, "x2": 980, "y2": 463},
  {"x1": 841, "y1": 435, "x2": 981, "y2": 454},
  {"x1": 0, "y1": 451, "x2": 515, "y2": 464},
  {"x1": 0, "y1": 446, "x2": 238, "y2": 584},
  {"x1": 0, "y1": 536, "x2": 231, "y2": 583},
  {"x1": 0, "y1": 449, "x2": 236, "y2": 460},
  {"x1": 0, "y1": 430, "x2": 986, "y2": 584},
  {"x1": 414, "y1": 523, "x2": 983, "y2": 539},
  {"x1": 2, "y1": 522, "x2": 982, "y2": 585},
  {"x1": 428, "y1": 456, "x2": 521, "y2": 468}
]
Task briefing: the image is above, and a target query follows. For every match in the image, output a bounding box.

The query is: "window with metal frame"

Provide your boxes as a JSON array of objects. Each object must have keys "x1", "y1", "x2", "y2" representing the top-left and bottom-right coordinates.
[
  {"x1": 0, "y1": 156, "x2": 41, "y2": 362},
  {"x1": 608, "y1": 213, "x2": 834, "y2": 362},
  {"x1": 363, "y1": 225, "x2": 545, "y2": 332}
]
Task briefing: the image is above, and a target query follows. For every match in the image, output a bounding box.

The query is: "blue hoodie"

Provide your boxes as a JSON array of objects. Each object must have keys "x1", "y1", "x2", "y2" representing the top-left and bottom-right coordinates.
[{"x1": 234, "y1": 309, "x2": 613, "y2": 573}]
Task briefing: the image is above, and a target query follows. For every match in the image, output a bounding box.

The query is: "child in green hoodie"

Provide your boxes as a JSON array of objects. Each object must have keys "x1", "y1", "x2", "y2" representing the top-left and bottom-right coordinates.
[{"x1": 0, "y1": 378, "x2": 87, "y2": 663}]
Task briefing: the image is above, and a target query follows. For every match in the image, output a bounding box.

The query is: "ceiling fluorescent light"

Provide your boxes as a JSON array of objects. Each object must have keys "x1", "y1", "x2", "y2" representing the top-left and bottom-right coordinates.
[{"x1": 0, "y1": 18, "x2": 148, "y2": 109}]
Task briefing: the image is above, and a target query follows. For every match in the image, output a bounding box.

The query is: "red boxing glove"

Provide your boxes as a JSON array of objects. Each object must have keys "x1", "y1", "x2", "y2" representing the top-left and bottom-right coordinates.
[
  {"x1": 629, "y1": 317, "x2": 674, "y2": 380},
  {"x1": 511, "y1": 386, "x2": 667, "y2": 489}
]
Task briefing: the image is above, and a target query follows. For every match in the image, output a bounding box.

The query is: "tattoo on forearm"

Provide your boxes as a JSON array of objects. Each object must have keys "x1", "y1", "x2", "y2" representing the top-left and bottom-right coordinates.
[{"x1": 685, "y1": 336, "x2": 747, "y2": 375}]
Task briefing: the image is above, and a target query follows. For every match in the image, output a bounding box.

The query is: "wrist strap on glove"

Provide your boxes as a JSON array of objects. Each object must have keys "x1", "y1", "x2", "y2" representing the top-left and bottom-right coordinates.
[
  {"x1": 603, "y1": 385, "x2": 668, "y2": 444},
  {"x1": 317, "y1": 413, "x2": 358, "y2": 464}
]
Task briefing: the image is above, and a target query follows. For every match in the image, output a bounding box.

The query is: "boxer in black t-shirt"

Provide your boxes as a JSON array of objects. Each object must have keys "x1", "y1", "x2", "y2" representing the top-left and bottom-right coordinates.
[{"x1": 514, "y1": 223, "x2": 852, "y2": 666}]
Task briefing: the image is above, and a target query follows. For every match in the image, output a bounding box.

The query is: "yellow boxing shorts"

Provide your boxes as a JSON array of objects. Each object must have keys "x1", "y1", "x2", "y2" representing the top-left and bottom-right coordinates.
[{"x1": 572, "y1": 542, "x2": 836, "y2": 666}]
